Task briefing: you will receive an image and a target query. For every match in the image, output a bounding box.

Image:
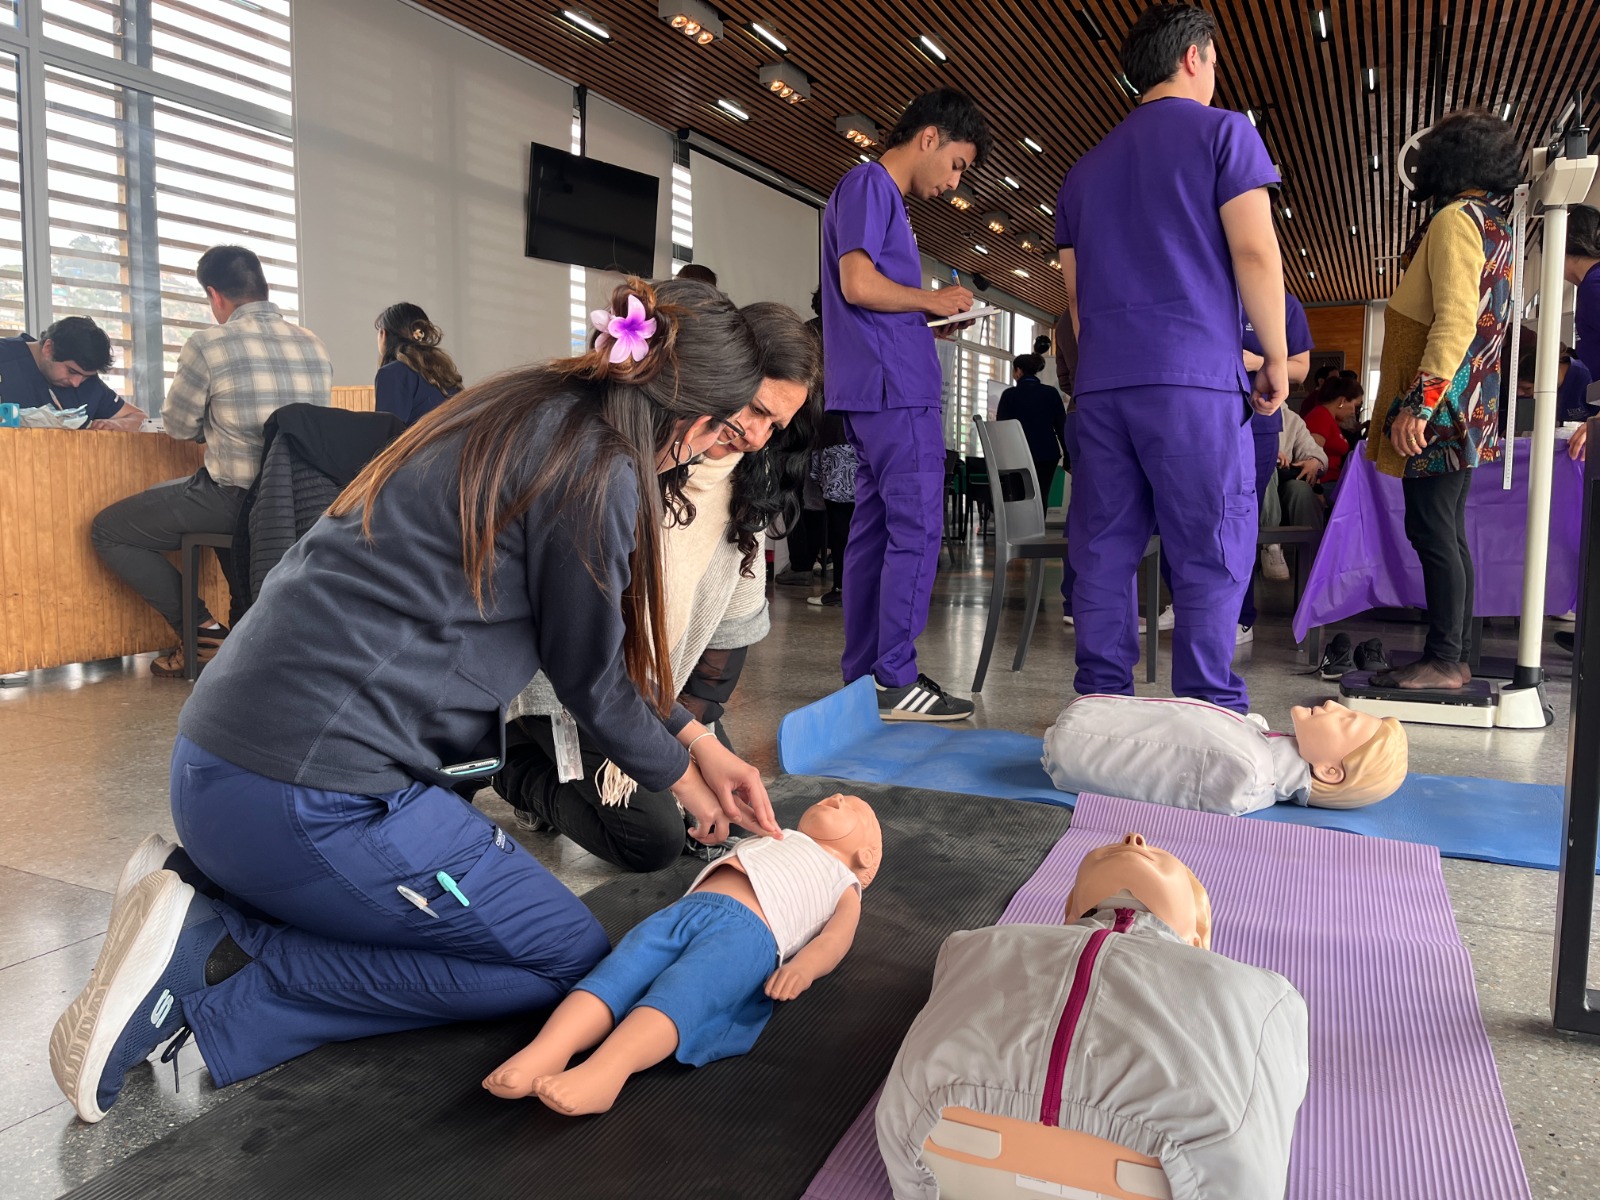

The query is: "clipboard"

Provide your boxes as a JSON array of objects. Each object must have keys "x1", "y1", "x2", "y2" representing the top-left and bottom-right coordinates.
[{"x1": 928, "y1": 305, "x2": 1002, "y2": 328}]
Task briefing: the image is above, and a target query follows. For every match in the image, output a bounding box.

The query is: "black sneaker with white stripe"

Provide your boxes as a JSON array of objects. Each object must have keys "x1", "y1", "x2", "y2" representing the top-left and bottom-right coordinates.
[{"x1": 877, "y1": 673, "x2": 975, "y2": 722}]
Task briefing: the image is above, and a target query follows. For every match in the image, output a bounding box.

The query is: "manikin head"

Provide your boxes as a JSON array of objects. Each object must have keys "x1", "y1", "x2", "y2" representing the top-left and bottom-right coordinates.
[
  {"x1": 1289, "y1": 701, "x2": 1409, "y2": 807},
  {"x1": 798, "y1": 794, "x2": 882, "y2": 888},
  {"x1": 1064, "y1": 834, "x2": 1211, "y2": 949}
]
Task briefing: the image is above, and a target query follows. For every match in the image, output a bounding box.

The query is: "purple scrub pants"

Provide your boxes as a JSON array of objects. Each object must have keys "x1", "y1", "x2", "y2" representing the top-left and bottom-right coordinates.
[
  {"x1": 839, "y1": 406, "x2": 946, "y2": 688},
  {"x1": 1238, "y1": 409, "x2": 1283, "y2": 628},
  {"x1": 1069, "y1": 386, "x2": 1255, "y2": 711}
]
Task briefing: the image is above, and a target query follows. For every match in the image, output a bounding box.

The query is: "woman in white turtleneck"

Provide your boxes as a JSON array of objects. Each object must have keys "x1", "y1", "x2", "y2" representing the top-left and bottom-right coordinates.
[{"x1": 494, "y1": 303, "x2": 819, "y2": 871}]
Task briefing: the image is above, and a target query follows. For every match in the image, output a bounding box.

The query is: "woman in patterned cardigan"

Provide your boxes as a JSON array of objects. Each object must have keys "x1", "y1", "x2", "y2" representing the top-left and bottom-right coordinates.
[{"x1": 1369, "y1": 112, "x2": 1522, "y2": 690}]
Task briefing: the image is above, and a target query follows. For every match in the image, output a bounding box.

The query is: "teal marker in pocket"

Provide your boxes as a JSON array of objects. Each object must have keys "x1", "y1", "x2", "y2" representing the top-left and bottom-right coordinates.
[{"x1": 436, "y1": 870, "x2": 470, "y2": 907}]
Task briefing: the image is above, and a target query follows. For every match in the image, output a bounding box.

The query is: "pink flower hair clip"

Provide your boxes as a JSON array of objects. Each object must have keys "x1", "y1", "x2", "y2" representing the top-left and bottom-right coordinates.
[{"x1": 590, "y1": 294, "x2": 658, "y2": 364}]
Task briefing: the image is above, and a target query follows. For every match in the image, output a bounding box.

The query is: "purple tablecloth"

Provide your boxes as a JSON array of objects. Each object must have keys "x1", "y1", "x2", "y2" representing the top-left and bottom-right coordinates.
[{"x1": 1292, "y1": 438, "x2": 1584, "y2": 641}]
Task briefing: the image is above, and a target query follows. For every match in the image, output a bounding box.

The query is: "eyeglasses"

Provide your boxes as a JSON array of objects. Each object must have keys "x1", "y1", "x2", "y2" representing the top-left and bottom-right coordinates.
[{"x1": 714, "y1": 415, "x2": 748, "y2": 445}]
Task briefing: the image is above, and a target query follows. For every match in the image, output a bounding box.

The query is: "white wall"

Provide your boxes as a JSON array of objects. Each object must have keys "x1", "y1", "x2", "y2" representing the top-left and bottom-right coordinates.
[
  {"x1": 293, "y1": 0, "x2": 677, "y2": 386},
  {"x1": 690, "y1": 154, "x2": 820, "y2": 316}
]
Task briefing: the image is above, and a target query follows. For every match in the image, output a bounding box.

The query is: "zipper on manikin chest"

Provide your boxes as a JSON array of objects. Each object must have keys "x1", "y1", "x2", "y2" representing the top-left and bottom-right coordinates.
[{"x1": 1039, "y1": 908, "x2": 1134, "y2": 1125}]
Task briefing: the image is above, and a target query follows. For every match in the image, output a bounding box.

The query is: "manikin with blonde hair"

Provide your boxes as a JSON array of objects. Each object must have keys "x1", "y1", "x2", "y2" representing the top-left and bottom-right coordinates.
[
  {"x1": 1044, "y1": 694, "x2": 1408, "y2": 815},
  {"x1": 877, "y1": 833, "x2": 1309, "y2": 1200}
]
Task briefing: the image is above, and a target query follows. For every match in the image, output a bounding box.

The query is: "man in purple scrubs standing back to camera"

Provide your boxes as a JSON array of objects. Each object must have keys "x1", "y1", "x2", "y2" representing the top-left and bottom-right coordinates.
[
  {"x1": 1055, "y1": 3, "x2": 1287, "y2": 712},
  {"x1": 821, "y1": 89, "x2": 992, "y2": 722}
]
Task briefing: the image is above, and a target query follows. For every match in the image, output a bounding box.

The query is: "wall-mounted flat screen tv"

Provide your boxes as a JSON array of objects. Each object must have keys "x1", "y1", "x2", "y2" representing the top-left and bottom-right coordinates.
[{"x1": 526, "y1": 142, "x2": 659, "y2": 277}]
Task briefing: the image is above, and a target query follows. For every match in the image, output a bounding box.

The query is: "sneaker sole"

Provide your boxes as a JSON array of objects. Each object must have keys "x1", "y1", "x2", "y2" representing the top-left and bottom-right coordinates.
[
  {"x1": 110, "y1": 833, "x2": 178, "y2": 923},
  {"x1": 50, "y1": 871, "x2": 193, "y2": 1123},
  {"x1": 879, "y1": 707, "x2": 974, "y2": 722}
]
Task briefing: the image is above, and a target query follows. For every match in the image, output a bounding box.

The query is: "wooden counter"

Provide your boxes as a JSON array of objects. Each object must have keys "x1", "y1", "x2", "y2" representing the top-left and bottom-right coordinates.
[{"x1": 0, "y1": 428, "x2": 232, "y2": 672}]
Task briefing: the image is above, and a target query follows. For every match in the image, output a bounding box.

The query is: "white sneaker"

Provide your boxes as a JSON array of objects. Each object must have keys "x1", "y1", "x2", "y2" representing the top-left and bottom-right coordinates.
[
  {"x1": 1261, "y1": 544, "x2": 1290, "y2": 582},
  {"x1": 1062, "y1": 614, "x2": 1074, "y2": 626},
  {"x1": 1138, "y1": 605, "x2": 1175, "y2": 632},
  {"x1": 1237, "y1": 623, "x2": 1254, "y2": 645},
  {"x1": 1555, "y1": 610, "x2": 1578, "y2": 624}
]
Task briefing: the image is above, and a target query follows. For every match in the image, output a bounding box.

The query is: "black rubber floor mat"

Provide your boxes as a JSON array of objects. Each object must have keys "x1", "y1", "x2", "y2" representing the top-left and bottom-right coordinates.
[{"x1": 65, "y1": 776, "x2": 1071, "y2": 1200}]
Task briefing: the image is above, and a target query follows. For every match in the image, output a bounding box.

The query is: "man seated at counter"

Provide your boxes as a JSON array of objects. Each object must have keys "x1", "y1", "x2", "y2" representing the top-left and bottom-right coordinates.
[{"x1": 0, "y1": 316, "x2": 146, "y2": 430}]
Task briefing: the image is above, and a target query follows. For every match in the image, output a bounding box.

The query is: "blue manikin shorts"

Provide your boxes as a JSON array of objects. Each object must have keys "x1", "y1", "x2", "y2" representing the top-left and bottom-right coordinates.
[{"x1": 575, "y1": 891, "x2": 781, "y2": 1066}]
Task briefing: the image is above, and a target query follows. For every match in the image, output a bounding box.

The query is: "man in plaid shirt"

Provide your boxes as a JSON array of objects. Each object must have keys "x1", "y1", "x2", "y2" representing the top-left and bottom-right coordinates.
[{"x1": 92, "y1": 245, "x2": 333, "y2": 676}]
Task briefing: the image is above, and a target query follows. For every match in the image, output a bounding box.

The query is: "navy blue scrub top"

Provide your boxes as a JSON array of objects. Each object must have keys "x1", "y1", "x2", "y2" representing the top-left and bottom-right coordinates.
[
  {"x1": 0, "y1": 334, "x2": 124, "y2": 421},
  {"x1": 375, "y1": 360, "x2": 458, "y2": 426}
]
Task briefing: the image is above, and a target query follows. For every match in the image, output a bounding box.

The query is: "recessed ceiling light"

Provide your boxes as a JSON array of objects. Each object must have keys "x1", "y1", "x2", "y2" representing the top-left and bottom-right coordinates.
[
  {"x1": 859, "y1": 154, "x2": 870, "y2": 162},
  {"x1": 1013, "y1": 268, "x2": 1030, "y2": 278},
  {"x1": 916, "y1": 34, "x2": 947, "y2": 63},
  {"x1": 660, "y1": 0, "x2": 721, "y2": 44},
  {"x1": 717, "y1": 98, "x2": 751, "y2": 121},
  {"x1": 1350, "y1": 224, "x2": 1358, "y2": 235},
  {"x1": 559, "y1": 8, "x2": 611, "y2": 40},
  {"x1": 1074, "y1": 8, "x2": 1106, "y2": 41},
  {"x1": 1299, "y1": 247, "x2": 1308, "y2": 257},
  {"x1": 1115, "y1": 73, "x2": 1139, "y2": 99},
  {"x1": 758, "y1": 61, "x2": 811, "y2": 103},
  {"x1": 1003, "y1": 176, "x2": 1021, "y2": 190},
  {"x1": 1038, "y1": 202, "x2": 1053, "y2": 216},
  {"x1": 1377, "y1": 265, "x2": 1385, "y2": 275},
  {"x1": 749, "y1": 22, "x2": 787, "y2": 53},
  {"x1": 1314, "y1": 8, "x2": 1330, "y2": 42},
  {"x1": 835, "y1": 113, "x2": 881, "y2": 147},
  {"x1": 1364, "y1": 66, "x2": 1376, "y2": 93},
  {"x1": 1308, "y1": 270, "x2": 1316, "y2": 280},
  {"x1": 1246, "y1": 107, "x2": 1259, "y2": 127},
  {"x1": 1371, "y1": 155, "x2": 1381, "y2": 171},
  {"x1": 1023, "y1": 137, "x2": 1044, "y2": 154},
  {"x1": 1283, "y1": 206, "x2": 1293, "y2": 220},
  {"x1": 973, "y1": 243, "x2": 989, "y2": 255},
  {"x1": 1501, "y1": 101, "x2": 1514, "y2": 121}
]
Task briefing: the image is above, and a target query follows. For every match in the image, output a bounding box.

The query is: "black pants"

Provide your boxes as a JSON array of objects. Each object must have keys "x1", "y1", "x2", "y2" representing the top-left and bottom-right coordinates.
[
  {"x1": 824, "y1": 499, "x2": 854, "y2": 591},
  {"x1": 1402, "y1": 470, "x2": 1475, "y2": 664},
  {"x1": 495, "y1": 716, "x2": 684, "y2": 873},
  {"x1": 787, "y1": 507, "x2": 828, "y2": 573},
  {"x1": 1032, "y1": 458, "x2": 1059, "y2": 517}
]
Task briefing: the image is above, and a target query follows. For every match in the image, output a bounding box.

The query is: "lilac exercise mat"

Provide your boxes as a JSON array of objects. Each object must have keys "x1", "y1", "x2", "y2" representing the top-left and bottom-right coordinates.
[{"x1": 803, "y1": 794, "x2": 1529, "y2": 1200}]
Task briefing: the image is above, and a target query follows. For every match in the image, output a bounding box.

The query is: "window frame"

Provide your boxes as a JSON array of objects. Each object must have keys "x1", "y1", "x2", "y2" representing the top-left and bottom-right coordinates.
[{"x1": 1, "y1": 0, "x2": 293, "y2": 405}]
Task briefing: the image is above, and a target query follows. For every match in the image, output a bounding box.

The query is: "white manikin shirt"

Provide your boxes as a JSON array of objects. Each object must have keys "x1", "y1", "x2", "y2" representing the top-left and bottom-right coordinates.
[{"x1": 691, "y1": 831, "x2": 860, "y2": 962}]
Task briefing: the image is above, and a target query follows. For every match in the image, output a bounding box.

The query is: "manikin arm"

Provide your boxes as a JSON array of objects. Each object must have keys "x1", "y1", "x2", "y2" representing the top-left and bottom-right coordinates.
[{"x1": 764, "y1": 887, "x2": 863, "y2": 1001}]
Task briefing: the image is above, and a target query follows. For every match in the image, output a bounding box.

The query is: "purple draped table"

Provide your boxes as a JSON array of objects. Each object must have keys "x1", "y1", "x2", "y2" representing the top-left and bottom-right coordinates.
[{"x1": 1292, "y1": 437, "x2": 1584, "y2": 642}]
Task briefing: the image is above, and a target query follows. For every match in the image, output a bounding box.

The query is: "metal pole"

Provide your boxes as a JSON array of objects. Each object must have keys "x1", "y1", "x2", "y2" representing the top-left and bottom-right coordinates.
[{"x1": 1514, "y1": 204, "x2": 1566, "y2": 685}]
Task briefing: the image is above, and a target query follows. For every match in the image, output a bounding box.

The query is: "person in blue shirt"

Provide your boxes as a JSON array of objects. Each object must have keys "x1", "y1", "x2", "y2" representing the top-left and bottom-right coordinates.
[
  {"x1": 0, "y1": 316, "x2": 145, "y2": 430},
  {"x1": 374, "y1": 302, "x2": 462, "y2": 426},
  {"x1": 995, "y1": 353, "x2": 1068, "y2": 514}
]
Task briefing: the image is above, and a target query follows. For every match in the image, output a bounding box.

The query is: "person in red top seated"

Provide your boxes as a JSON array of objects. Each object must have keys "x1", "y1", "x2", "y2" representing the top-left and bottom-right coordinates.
[{"x1": 1302, "y1": 377, "x2": 1363, "y2": 483}]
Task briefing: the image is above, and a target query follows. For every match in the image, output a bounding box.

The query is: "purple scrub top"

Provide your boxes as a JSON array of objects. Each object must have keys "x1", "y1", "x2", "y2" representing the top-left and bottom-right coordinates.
[
  {"x1": 1055, "y1": 97, "x2": 1278, "y2": 396},
  {"x1": 821, "y1": 162, "x2": 941, "y2": 412},
  {"x1": 1243, "y1": 292, "x2": 1313, "y2": 358},
  {"x1": 1575, "y1": 261, "x2": 1600, "y2": 383}
]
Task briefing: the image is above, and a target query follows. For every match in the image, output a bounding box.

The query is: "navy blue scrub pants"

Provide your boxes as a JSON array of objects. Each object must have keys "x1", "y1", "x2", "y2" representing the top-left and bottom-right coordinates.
[
  {"x1": 1068, "y1": 386, "x2": 1255, "y2": 711},
  {"x1": 169, "y1": 735, "x2": 610, "y2": 1086}
]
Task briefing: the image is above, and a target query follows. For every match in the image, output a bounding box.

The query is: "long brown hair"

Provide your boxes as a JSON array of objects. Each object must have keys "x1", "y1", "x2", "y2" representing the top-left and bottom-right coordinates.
[
  {"x1": 377, "y1": 302, "x2": 463, "y2": 395},
  {"x1": 332, "y1": 278, "x2": 759, "y2": 714}
]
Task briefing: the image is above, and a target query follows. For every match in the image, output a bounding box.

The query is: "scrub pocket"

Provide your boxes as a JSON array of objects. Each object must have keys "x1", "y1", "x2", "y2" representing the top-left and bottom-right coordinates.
[{"x1": 1218, "y1": 493, "x2": 1258, "y2": 584}]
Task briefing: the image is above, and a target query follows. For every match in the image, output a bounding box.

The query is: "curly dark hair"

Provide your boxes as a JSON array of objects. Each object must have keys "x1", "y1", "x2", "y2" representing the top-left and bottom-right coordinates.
[
  {"x1": 1120, "y1": 4, "x2": 1217, "y2": 95},
  {"x1": 885, "y1": 88, "x2": 993, "y2": 169},
  {"x1": 728, "y1": 303, "x2": 823, "y2": 575},
  {"x1": 1412, "y1": 110, "x2": 1524, "y2": 202},
  {"x1": 1566, "y1": 204, "x2": 1600, "y2": 259}
]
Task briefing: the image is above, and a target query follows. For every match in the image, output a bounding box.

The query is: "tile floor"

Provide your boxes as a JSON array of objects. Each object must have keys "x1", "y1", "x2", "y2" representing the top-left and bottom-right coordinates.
[{"x1": 4, "y1": 541, "x2": 1599, "y2": 1198}]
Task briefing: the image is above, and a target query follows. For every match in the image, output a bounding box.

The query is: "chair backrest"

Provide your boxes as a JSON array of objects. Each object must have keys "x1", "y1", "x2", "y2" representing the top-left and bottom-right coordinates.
[{"x1": 973, "y1": 416, "x2": 1045, "y2": 552}]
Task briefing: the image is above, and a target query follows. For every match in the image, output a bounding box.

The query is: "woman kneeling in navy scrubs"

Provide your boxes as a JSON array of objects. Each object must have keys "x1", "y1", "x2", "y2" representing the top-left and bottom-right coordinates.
[{"x1": 49, "y1": 277, "x2": 785, "y2": 1124}]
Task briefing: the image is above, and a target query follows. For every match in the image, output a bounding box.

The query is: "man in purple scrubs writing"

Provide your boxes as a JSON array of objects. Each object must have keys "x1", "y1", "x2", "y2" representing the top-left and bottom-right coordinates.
[
  {"x1": 821, "y1": 89, "x2": 992, "y2": 721},
  {"x1": 1055, "y1": 3, "x2": 1287, "y2": 712}
]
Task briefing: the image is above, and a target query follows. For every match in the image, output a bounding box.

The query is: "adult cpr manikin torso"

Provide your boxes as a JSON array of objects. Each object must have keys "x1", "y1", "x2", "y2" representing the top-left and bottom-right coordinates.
[
  {"x1": 875, "y1": 908, "x2": 1308, "y2": 1200},
  {"x1": 1042, "y1": 694, "x2": 1312, "y2": 814}
]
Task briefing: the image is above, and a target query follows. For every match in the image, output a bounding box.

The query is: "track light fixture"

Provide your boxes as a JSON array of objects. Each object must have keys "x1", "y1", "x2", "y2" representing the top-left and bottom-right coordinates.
[
  {"x1": 660, "y1": 0, "x2": 721, "y2": 45},
  {"x1": 835, "y1": 113, "x2": 880, "y2": 147},
  {"x1": 758, "y1": 62, "x2": 810, "y2": 104}
]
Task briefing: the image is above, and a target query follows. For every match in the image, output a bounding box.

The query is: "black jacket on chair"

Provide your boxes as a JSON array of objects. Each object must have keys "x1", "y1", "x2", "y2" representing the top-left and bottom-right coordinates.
[{"x1": 227, "y1": 404, "x2": 405, "y2": 623}]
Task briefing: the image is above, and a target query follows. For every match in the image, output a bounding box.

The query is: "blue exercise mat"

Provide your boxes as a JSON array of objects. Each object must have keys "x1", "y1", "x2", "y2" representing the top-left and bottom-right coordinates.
[{"x1": 777, "y1": 679, "x2": 1571, "y2": 871}]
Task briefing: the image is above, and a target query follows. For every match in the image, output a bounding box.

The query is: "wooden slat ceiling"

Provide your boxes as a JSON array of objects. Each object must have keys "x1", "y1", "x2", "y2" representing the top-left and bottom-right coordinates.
[{"x1": 418, "y1": 0, "x2": 1600, "y2": 315}]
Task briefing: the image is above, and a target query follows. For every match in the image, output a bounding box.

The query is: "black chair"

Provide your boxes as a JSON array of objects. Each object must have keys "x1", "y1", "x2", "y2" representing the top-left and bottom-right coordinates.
[
  {"x1": 971, "y1": 417, "x2": 1161, "y2": 691},
  {"x1": 179, "y1": 531, "x2": 233, "y2": 682},
  {"x1": 1259, "y1": 523, "x2": 1323, "y2": 662}
]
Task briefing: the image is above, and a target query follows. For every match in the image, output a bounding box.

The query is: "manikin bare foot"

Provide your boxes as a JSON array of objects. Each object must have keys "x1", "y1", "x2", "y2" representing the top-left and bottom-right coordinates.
[
  {"x1": 482, "y1": 1041, "x2": 577, "y2": 1099},
  {"x1": 531, "y1": 1059, "x2": 631, "y2": 1116}
]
